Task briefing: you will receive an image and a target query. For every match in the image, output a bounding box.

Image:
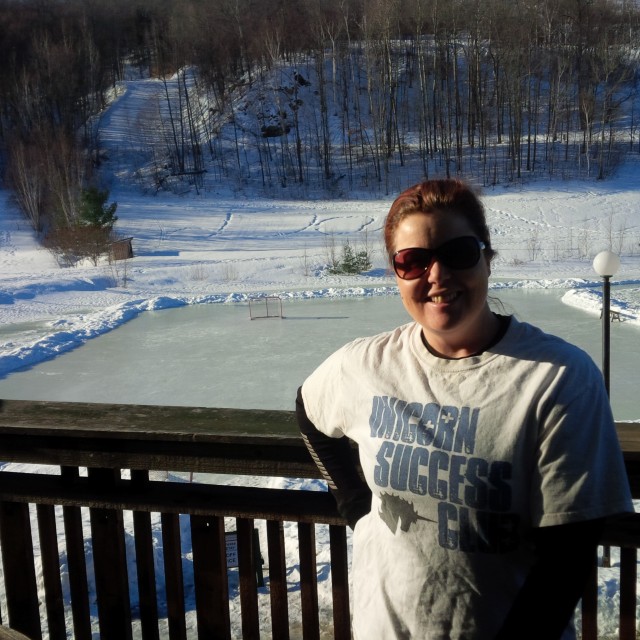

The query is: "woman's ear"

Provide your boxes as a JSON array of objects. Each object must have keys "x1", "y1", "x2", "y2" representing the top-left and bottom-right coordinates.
[{"x1": 485, "y1": 255, "x2": 492, "y2": 276}]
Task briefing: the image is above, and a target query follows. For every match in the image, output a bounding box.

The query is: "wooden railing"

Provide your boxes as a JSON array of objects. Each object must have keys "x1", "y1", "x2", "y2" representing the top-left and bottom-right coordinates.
[{"x1": 0, "y1": 400, "x2": 638, "y2": 640}]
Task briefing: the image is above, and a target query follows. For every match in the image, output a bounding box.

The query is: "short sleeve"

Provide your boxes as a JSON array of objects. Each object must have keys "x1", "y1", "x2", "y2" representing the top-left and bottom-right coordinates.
[
  {"x1": 301, "y1": 342, "x2": 353, "y2": 438},
  {"x1": 532, "y1": 371, "x2": 633, "y2": 527}
]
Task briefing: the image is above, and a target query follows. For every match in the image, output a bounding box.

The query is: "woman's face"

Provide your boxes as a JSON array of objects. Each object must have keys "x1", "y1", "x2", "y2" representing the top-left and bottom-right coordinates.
[{"x1": 392, "y1": 211, "x2": 496, "y2": 358}]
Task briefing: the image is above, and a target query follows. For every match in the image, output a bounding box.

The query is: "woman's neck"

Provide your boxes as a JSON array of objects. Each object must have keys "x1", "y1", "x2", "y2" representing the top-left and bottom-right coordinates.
[{"x1": 421, "y1": 312, "x2": 509, "y2": 360}]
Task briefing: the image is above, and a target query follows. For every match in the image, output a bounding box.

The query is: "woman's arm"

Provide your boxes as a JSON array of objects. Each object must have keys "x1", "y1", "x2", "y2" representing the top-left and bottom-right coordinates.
[
  {"x1": 495, "y1": 518, "x2": 604, "y2": 640},
  {"x1": 296, "y1": 386, "x2": 371, "y2": 529}
]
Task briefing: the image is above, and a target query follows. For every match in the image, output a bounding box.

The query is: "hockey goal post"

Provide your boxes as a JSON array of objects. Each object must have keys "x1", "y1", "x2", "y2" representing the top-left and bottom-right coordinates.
[{"x1": 249, "y1": 296, "x2": 283, "y2": 320}]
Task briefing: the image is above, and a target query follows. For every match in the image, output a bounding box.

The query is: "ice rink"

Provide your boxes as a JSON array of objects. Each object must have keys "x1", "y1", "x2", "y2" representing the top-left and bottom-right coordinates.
[{"x1": 0, "y1": 288, "x2": 638, "y2": 421}]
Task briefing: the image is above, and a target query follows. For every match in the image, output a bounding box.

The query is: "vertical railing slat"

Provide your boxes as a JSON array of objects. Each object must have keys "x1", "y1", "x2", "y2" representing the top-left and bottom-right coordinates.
[
  {"x1": 36, "y1": 504, "x2": 67, "y2": 640},
  {"x1": 581, "y1": 549, "x2": 599, "y2": 640},
  {"x1": 238, "y1": 517, "x2": 260, "y2": 639},
  {"x1": 329, "y1": 524, "x2": 351, "y2": 640},
  {"x1": 161, "y1": 512, "x2": 187, "y2": 640},
  {"x1": 191, "y1": 515, "x2": 231, "y2": 640},
  {"x1": 133, "y1": 509, "x2": 161, "y2": 640},
  {"x1": 298, "y1": 522, "x2": 320, "y2": 640},
  {"x1": 619, "y1": 546, "x2": 637, "y2": 640},
  {"x1": 131, "y1": 471, "x2": 160, "y2": 640},
  {"x1": 266, "y1": 519, "x2": 290, "y2": 640},
  {"x1": 88, "y1": 467, "x2": 133, "y2": 640},
  {"x1": 0, "y1": 501, "x2": 42, "y2": 640},
  {"x1": 61, "y1": 466, "x2": 92, "y2": 640}
]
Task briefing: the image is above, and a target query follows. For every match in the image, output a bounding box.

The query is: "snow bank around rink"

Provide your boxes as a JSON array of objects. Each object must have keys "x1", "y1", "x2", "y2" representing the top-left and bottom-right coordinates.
[
  {"x1": 493, "y1": 276, "x2": 640, "y2": 327},
  {"x1": 0, "y1": 284, "x2": 394, "y2": 379},
  {"x1": 562, "y1": 285, "x2": 640, "y2": 326},
  {"x1": 2, "y1": 276, "x2": 640, "y2": 379}
]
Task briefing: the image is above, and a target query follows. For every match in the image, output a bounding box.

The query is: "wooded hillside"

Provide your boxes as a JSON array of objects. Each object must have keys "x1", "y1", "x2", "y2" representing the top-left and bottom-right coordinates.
[{"x1": 1, "y1": 0, "x2": 639, "y2": 237}]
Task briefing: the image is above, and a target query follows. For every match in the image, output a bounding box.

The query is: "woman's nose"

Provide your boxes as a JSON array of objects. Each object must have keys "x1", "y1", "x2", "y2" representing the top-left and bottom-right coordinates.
[{"x1": 426, "y1": 257, "x2": 450, "y2": 283}]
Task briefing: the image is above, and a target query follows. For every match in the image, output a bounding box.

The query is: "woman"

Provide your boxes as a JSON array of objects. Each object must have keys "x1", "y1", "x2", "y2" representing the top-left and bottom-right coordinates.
[{"x1": 296, "y1": 179, "x2": 632, "y2": 639}]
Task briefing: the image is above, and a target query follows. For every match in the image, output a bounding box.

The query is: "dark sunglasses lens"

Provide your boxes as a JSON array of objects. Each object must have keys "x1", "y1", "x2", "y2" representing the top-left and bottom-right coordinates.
[
  {"x1": 393, "y1": 248, "x2": 431, "y2": 279},
  {"x1": 437, "y1": 236, "x2": 481, "y2": 269},
  {"x1": 393, "y1": 237, "x2": 482, "y2": 280}
]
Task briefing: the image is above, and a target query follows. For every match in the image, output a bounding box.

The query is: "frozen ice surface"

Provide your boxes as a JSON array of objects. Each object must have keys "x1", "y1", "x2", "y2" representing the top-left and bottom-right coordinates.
[{"x1": 0, "y1": 289, "x2": 638, "y2": 420}]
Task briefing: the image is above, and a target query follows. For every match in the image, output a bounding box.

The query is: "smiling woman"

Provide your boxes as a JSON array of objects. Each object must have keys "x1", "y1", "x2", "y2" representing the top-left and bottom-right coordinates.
[
  {"x1": 297, "y1": 178, "x2": 633, "y2": 640},
  {"x1": 385, "y1": 180, "x2": 503, "y2": 359}
]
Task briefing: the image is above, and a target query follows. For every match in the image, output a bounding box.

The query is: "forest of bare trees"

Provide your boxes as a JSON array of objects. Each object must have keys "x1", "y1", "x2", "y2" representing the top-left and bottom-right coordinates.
[{"x1": 1, "y1": 0, "x2": 639, "y2": 243}]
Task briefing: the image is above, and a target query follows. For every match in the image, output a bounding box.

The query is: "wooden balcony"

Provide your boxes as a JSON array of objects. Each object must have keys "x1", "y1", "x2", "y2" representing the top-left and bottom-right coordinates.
[{"x1": 0, "y1": 400, "x2": 638, "y2": 640}]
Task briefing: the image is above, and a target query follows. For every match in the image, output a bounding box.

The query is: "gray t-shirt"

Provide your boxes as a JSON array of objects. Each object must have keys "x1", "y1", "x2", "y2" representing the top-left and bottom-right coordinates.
[{"x1": 302, "y1": 317, "x2": 632, "y2": 639}]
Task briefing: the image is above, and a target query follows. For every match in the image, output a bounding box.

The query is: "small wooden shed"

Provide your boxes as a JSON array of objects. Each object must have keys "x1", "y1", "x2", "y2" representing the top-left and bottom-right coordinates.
[{"x1": 110, "y1": 237, "x2": 134, "y2": 261}]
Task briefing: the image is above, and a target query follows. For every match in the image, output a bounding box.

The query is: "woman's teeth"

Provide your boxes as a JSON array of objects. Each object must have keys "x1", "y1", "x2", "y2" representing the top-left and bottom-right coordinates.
[{"x1": 430, "y1": 292, "x2": 458, "y2": 304}]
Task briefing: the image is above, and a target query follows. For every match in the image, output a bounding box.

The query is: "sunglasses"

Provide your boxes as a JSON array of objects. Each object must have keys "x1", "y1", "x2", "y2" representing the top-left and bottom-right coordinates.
[{"x1": 392, "y1": 236, "x2": 486, "y2": 280}]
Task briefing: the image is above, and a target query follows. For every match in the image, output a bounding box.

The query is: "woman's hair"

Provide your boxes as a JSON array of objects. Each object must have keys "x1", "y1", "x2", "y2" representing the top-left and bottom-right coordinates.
[{"x1": 383, "y1": 179, "x2": 496, "y2": 264}]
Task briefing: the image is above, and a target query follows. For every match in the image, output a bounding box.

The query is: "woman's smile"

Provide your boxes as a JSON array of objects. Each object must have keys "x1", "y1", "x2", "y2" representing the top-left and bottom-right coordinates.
[{"x1": 427, "y1": 291, "x2": 460, "y2": 305}]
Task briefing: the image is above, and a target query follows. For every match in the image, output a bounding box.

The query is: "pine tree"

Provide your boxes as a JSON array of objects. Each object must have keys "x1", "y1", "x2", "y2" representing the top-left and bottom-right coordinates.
[
  {"x1": 78, "y1": 187, "x2": 118, "y2": 229},
  {"x1": 341, "y1": 241, "x2": 359, "y2": 273},
  {"x1": 329, "y1": 240, "x2": 372, "y2": 274}
]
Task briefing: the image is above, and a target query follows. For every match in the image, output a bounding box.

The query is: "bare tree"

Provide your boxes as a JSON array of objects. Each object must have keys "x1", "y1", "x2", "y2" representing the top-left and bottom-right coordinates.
[{"x1": 6, "y1": 138, "x2": 46, "y2": 232}]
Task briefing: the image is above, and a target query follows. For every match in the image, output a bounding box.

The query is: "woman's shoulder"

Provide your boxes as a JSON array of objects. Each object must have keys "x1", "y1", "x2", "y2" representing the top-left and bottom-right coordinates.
[
  {"x1": 330, "y1": 322, "x2": 418, "y2": 369},
  {"x1": 307, "y1": 322, "x2": 417, "y2": 383},
  {"x1": 345, "y1": 321, "x2": 417, "y2": 352},
  {"x1": 505, "y1": 316, "x2": 598, "y2": 372}
]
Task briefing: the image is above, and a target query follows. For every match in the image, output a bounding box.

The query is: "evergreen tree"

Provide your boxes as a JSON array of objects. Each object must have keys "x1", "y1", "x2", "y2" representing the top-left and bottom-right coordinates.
[
  {"x1": 329, "y1": 240, "x2": 372, "y2": 274},
  {"x1": 78, "y1": 187, "x2": 118, "y2": 229},
  {"x1": 340, "y1": 241, "x2": 359, "y2": 273}
]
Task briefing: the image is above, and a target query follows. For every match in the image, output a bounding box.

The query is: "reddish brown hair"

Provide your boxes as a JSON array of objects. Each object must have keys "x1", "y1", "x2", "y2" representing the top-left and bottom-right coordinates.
[{"x1": 383, "y1": 179, "x2": 496, "y2": 264}]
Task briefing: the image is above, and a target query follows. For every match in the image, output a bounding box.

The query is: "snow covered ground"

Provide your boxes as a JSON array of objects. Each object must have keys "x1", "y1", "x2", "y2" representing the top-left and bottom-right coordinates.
[
  {"x1": 1, "y1": 71, "x2": 640, "y2": 638},
  {"x1": 2, "y1": 172, "x2": 640, "y2": 380}
]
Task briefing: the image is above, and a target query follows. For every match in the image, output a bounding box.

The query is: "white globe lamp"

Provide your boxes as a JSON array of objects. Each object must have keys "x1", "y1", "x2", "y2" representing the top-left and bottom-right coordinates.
[{"x1": 593, "y1": 250, "x2": 620, "y2": 278}]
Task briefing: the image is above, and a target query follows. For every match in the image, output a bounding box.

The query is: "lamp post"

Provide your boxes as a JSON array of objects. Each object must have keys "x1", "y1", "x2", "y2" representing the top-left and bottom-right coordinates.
[
  {"x1": 592, "y1": 250, "x2": 620, "y2": 397},
  {"x1": 592, "y1": 250, "x2": 619, "y2": 570}
]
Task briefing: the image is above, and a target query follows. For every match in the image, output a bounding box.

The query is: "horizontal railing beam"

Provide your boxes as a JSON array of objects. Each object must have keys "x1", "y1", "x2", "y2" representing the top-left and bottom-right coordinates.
[
  {"x1": 0, "y1": 471, "x2": 345, "y2": 525},
  {"x1": 1, "y1": 400, "x2": 637, "y2": 493},
  {"x1": 0, "y1": 400, "x2": 364, "y2": 479},
  {"x1": 601, "y1": 513, "x2": 640, "y2": 548},
  {"x1": 0, "y1": 431, "x2": 320, "y2": 477},
  {"x1": 0, "y1": 400, "x2": 299, "y2": 436}
]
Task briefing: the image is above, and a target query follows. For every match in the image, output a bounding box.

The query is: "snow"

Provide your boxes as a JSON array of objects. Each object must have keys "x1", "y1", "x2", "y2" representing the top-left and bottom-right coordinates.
[
  {"x1": 1, "y1": 71, "x2": 640, "y2": 638},
  {"x1": 1, "y1": 72, "x2": 640, "y2": 378},
  {"x1": 2, "y1": 178, "x2": 639, "y2": 380}
]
